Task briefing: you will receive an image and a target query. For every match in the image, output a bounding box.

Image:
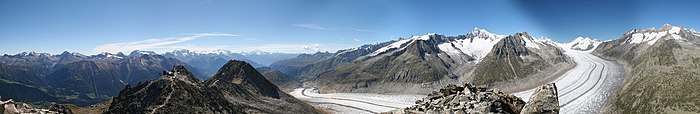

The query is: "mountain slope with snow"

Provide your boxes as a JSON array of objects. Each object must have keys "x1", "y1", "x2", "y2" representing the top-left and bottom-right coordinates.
[
  {"x1": 272, "y1": 28, "x2": 570, "y2": 94},
  {"x1": 593, "y1": 24, "x2": 700, "y2": 113},
  {"x1": 561, "y1": 37, "x2": 602, "y2": 51}
]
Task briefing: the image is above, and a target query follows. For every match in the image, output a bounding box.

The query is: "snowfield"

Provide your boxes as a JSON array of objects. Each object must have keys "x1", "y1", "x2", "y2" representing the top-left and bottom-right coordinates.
[
  {"x1": 289, "y1": 88, "x2": 423, "y2": 114},
  {"x1": 513, "y1": 49, "x2": 625, "y2": 113}
]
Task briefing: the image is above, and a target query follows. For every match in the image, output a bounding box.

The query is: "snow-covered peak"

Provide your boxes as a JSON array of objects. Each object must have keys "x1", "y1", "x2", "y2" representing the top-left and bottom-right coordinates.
[
  {"x1": 517, "y1": 32, "x2": 542, "y2": 49},
  {"x1": 537, "y1": 37, "x2": 558, "y2": 46},
  {"x1": 369, "y1": 38, "x2": 413, "y2": 56},
  {"x1": 96, "y1": 52, "x2": 124, "y2": 59},
  {"x1": 15, "y1": 52, "x2": 52, "y2": 57},
  {"x1": 167, "y1": 49, "x2": 238, "y2": 56},
  {"x1": 129, "y1": 50, "x2": 157, "y2": 56},
  {"x1": 434, "y1": 28, "x2": 509, "y2": 63},
  {"x1": 564, "y1": 37, "x2": 601, "y2": 51},
  {"x1": 410, "y1": 33, "x2": 437, "y2": 41},
  {"x1": 241, "y1": 50, "x2": 273, "y2": 55},
  {"x1": 469, "y1": 27, "x2": 507, "y2": 40},
  {"x1": 624, "y1": 24, "x2": 686, "y2": 45},
  {"x1": 194, "y1": 49, "x2": 233, "y2": 55}
]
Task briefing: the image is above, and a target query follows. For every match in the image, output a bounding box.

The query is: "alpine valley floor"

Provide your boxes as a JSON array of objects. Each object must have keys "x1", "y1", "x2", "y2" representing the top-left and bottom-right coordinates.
[
  {"x1": 289, "y1": 48, "x2": 625, "y2": 114},
  {"x1": 513, "y1": 49, "x2": 626, "y2": 114},
  {"x1": 289, "y1": 88, "x2": 423, "y2": 114}
]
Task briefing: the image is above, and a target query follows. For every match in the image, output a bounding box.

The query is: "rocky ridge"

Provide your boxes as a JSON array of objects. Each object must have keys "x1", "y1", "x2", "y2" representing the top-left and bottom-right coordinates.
[
  {"x1": 385, "y1": 83, "x2": 558, "y2": 114},
  {"x1": 106, "y1": 60, "x2": 322, "y2": 114}
]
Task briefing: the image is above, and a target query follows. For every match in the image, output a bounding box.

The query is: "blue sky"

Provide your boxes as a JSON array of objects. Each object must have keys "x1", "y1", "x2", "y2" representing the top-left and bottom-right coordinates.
[{"x1": 1, "y1": 0, "x2": 699, "y2": 55}]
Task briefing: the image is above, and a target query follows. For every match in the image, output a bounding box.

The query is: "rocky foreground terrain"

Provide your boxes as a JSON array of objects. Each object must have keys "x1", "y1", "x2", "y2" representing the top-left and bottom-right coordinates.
[
  {"x1": 385, "y1": 83, "x2": 559, "y2": 114},
  {"x1": 0, "y1": 97, "x2": 71, "y2": 114}
]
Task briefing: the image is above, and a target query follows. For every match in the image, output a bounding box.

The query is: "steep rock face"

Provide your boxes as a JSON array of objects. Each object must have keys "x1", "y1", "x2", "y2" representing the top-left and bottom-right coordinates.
[
  {"x1": 386, "y1": 83, "x2": 527, "y2": 114},
  {"x1": 470, "y1": 32, "x2": 570, "y2": 88},
  {"x1": 520, "y1": 83, "x2": 559, "y2": 114},
  {"x1": 593, "y1": 24, "x2": 700, "y2": 113},
  {"x1": 309, "y1": 34, "x2": 454, "y2": 94},
  {"x1": 205, "y1": 60, "x2": 281, "y2": 99},
  {"x1": 107, "y1": 60, "x2": 322, "y2": 114}
]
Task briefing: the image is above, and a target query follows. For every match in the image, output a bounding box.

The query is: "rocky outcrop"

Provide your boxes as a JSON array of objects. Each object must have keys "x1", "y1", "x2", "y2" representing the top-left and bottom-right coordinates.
[
  {"x1": 386, "y1": 83, "x2": 561, "y2": 114},
  {"x1": 0, "y1": 98, "x2": 61, "y2": 114},
  {"x1": 520, "y1": 83, "x2": 559, "y2": 114},
  {"x1": 386, "y1": 83, "x2": 527, "y2": 114},
  {"x1": 106, "y1": 60, "x2": 322, "y2": 114}
]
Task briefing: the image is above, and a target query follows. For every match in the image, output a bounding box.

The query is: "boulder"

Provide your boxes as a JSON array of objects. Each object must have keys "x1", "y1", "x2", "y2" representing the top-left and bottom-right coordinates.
[
  {"x1": 520, "y1": 83, "x2": 559, "y2": 114},
  {"x1": 387, "y1": 83, "x2": 527, "y2": 114}
]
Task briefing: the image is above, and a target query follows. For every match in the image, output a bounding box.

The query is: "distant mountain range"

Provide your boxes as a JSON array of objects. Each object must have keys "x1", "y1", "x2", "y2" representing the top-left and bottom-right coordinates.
[
  {"x1": 3, "y1": 24, "x2": 699, "y2": 113},
  {"x1": 163, "y1": 49, "x2": 297, "y2": 78},
  {"x1": 0, "y1": 51, "x2": 203, "y2": 106},
  {"x1": 0, "y1": 49, "x2": 296, "y2": 106},
  {"x1": 271, "y1": 28, "x2": 573, "y2": 94}
]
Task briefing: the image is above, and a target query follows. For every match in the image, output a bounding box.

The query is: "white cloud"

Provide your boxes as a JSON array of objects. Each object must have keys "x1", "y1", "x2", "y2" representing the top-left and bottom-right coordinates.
[
  {"x1": 293, "y1": 24, "x2": 329, "y2": 30},
  {"x1": 293, "y1": 23, "x2": 385, "y2": 34},
  {"x1": 93, "y1": 32, "x2": 350, "y2": 54},
  {"x1": 93, "y1": 33, "x2": 239, "y2": 53}
]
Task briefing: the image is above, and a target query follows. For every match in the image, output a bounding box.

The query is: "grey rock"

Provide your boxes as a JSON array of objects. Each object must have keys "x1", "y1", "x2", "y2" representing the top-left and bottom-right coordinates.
[
  {"x1": 520, "y1": 83, "x2": 559, "y2": 114},
  {"x1": 386, "y1": 83, "x2": 527, "y2": 114}
]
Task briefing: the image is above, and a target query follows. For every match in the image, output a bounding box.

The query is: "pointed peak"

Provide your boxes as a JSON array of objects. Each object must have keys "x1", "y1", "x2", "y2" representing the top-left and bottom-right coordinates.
[
  {"x1": 468, "y1": 27, "x2": 506, "y2": 40},
  {"x1": 410, "y1": 33, "x2": 438, "y2": 41},
  {"x1": 161, "y1": 65, "x2": 200, "y2": 83}
]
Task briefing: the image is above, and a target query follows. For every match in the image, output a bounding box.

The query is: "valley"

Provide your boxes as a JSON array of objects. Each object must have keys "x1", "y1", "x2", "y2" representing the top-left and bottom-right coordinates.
[{"x1": 513, "y1": 49, "x2": 625, "y2": 113}]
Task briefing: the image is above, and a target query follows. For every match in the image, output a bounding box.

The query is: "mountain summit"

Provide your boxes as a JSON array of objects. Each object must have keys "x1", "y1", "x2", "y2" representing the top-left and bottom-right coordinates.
[{"x1": 106, "y1": 60, "x2": 321, "y2": 114}]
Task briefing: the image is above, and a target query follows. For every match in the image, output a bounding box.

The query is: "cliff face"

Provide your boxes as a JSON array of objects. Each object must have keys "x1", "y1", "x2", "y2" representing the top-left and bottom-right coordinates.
[{"x1": 106, "y1": 60, "x2": 322, "y2": 114}]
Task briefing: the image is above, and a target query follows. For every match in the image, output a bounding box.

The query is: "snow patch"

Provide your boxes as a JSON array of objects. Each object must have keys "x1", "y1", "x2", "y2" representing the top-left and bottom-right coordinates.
[
  {"x1": 437, "y1": 31, "x2": 505, "y2": 62},
  {"x1": 522, "y1": 36, "x2": 541, "y2": 49},
  {"x1": 370, "y1": 39, "x2": 412, "y2": 56},
  {"x1": 563, "y1": 37, "x2": 602, "y2": 51}
]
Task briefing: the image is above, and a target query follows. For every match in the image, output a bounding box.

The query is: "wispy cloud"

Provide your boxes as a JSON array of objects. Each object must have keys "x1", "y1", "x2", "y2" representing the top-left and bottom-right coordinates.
[
  {"x1": 93, "y1": 33, "x2": 239, "y2": 53},
  {"x1": 244, "y1": 38, "x2": 264, "y2": 42},
  {"x1": 293, "y1": 23, "x2": 385, "y2": 34},
  {"x1": 293, "y1": 24, "x2": 329, "y2": 30}
]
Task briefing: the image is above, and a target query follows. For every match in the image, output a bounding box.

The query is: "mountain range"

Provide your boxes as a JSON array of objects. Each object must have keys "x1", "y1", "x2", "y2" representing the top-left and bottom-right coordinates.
[
  {"x1": 271, "y1": 28, "x2": 573, "y2": 94},
  {"x1": 0, "y1": 49, "x2": 295, "y2": 106},
  {"x1": 163, "y1": 49, "x2": 297, "y2": 78},
  {"x1": 2, "y1": 24, "x2": 699, "y2": 113}
]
